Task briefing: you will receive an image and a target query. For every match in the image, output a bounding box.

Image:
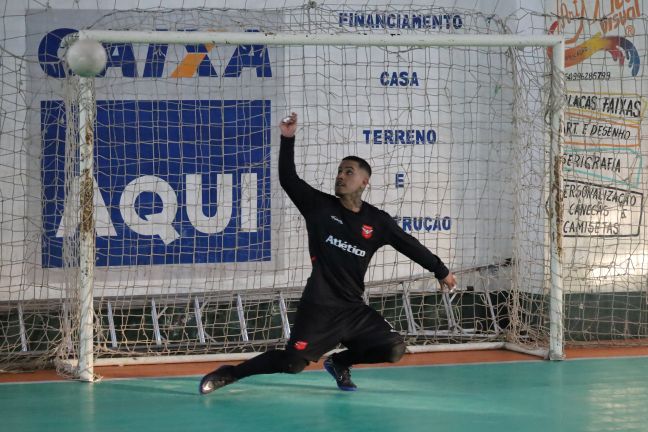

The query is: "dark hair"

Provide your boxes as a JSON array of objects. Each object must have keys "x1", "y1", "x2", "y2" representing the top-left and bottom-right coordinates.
[{"x1": 342, "y1": 156, "x2": 372, "y2": 177}]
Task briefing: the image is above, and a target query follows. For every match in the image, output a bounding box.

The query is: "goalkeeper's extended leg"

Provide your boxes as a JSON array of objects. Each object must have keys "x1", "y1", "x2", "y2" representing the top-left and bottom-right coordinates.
[{"x1": 199, "y1": 349, "x2": 309, "y2": 395}]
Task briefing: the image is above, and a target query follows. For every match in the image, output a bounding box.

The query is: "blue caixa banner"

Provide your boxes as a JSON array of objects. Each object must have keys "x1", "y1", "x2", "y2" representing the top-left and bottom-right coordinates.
[{"x1": 42, "y1": 99, "x2": 271, "y2": 268}]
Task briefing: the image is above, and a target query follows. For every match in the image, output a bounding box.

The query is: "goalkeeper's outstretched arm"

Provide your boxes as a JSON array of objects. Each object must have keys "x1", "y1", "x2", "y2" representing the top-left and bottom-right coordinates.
[{"x1": 278, "y1": 112, "x2": 320, "y2": 214}]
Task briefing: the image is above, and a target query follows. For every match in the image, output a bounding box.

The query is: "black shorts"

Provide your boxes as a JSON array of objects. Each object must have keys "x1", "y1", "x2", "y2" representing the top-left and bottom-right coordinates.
[{"x1": 285, "y1": 300, "x2": 404, "y2": 362}]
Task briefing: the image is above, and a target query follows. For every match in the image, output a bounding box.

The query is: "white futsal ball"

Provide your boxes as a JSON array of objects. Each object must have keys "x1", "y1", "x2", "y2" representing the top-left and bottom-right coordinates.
[{"x1": 66, "y1": 39, "x2": 107, "y2": 77}]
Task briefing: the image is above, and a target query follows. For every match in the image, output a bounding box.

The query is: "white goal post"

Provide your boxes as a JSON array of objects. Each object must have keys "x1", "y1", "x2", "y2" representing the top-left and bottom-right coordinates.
[{"x1": 65, "y1": 29, "x2": 565, "y2": 381}]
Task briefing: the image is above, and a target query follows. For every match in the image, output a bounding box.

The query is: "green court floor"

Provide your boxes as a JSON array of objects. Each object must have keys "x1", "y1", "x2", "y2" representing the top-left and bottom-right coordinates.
[{"x1": 2, "y1": 357, "x2": 648, "y2": 432}]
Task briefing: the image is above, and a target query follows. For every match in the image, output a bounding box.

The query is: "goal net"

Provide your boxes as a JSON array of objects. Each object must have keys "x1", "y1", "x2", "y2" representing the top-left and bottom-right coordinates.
[{"x1": 1, "y1": 4, "x2": 645, "y2": 380}]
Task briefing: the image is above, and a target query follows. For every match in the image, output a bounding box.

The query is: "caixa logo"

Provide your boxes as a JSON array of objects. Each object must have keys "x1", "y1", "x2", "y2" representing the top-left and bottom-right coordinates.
[
  {"x1": 39, "y1": 28, "x2": 272, "y2": 78},
  {"x1": 41, "y1": 99, "x2": 271, "y2": 267}
]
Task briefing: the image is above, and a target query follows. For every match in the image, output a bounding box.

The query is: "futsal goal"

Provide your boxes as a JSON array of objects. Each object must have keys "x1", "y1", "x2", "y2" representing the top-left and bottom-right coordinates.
[{"x1": 62, "y1": 27, "x2": 565, "y2": 381}]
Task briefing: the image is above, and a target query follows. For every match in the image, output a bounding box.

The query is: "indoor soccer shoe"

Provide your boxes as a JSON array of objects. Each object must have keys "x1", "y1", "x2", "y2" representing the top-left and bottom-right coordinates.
[
  {"x1": 199, "y1": 365, "x2": 237, "y2": 395},
  {"x1": 324, "y1": 357, "x2": 357, "y2": 391}
]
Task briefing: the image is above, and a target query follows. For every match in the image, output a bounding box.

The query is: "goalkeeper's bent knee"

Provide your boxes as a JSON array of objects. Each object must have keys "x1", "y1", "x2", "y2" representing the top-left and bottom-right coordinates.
[{"x1": 386, "y1": 341, "x2": 406, "y2": 363}]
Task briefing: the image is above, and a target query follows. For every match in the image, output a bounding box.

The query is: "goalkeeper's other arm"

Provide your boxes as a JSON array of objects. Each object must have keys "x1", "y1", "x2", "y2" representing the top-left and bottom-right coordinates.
[{"x1": 384, "y1": 212, "x2": 457, "y2": 291}]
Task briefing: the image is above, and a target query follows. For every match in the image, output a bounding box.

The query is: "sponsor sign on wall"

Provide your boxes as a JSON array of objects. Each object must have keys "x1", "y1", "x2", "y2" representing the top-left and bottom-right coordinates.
[{"x1": 41, "y1": 99, "x2": 271, "y2": 267}]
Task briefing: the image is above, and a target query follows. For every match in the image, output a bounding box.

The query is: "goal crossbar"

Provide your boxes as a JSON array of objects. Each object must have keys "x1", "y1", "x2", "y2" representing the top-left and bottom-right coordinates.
[{"x1": 78, "y1": 30, "x2": 563, "y2": 48}]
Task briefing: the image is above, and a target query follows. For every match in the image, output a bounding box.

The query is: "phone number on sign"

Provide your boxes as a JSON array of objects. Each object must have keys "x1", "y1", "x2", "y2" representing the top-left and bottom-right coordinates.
[{"x1": 566, "y1": 71, "x2": 611, "y2": 81}]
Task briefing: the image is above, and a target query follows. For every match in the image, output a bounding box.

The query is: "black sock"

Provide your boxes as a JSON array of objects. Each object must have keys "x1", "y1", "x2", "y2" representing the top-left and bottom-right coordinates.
[{"x1": 232, "y1": 350, "x2": 308, "y2": 379}]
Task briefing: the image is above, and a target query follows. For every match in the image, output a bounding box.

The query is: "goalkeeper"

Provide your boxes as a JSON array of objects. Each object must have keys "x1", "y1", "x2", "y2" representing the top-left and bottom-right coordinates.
[{"x1": 200, "y1": 112, "x2": 456, "y2": 394}]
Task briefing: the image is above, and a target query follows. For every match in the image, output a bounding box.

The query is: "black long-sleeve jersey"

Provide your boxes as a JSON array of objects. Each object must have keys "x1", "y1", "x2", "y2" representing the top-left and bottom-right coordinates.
[{"x1": 279, "y1": 135, "x2": 450, "y2": 306}]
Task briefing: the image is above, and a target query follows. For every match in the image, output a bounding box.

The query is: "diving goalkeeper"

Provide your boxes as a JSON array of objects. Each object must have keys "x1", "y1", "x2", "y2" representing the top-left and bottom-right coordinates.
[{"x1": 199, "y1": 112, "x2": 456, "y2": 394}]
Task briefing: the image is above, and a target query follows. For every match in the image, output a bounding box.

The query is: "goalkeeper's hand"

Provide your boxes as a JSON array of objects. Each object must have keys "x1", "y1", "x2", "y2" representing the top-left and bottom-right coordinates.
[
  {"x1": 280, "y1": 112, "x2": 298, "y2": 138},
  {"x1": 440, "y1": 273, "x2": 457, "y2": 293}
]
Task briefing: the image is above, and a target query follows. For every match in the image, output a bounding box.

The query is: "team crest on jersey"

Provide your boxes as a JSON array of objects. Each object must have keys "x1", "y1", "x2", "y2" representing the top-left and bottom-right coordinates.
[
  {"x1": 361, "y1": 224, "x2": 374, "y2": 239},
  {"x1": 294, "y1": 341, "x2": 308, "y2": 350}
]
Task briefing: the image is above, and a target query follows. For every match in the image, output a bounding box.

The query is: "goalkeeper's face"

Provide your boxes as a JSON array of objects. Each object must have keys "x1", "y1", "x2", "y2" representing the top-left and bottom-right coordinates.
[{"x1": 335, "y1": 161, "x2": 370, "y2": 197}]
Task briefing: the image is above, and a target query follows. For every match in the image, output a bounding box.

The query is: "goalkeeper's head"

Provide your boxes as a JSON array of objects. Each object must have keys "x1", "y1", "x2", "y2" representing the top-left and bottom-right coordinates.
[{"x1": 335, "y1": 156, "x2": 371, "y2": 198}]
